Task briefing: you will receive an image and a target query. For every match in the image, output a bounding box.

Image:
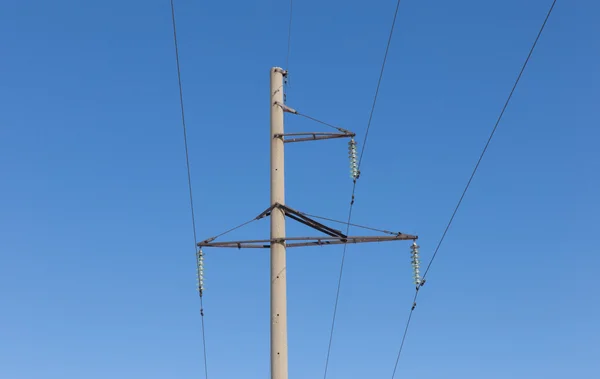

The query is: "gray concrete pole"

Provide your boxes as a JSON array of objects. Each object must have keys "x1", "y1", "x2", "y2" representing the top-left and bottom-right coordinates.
[{"x1": 270, "y1": 67, "x2": 288, "y2": 379}]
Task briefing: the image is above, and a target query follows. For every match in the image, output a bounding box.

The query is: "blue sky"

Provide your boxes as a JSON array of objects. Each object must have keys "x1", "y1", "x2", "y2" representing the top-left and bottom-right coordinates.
[{"x1": 1, "y1": 0, "x2": 598, "y2": 378}]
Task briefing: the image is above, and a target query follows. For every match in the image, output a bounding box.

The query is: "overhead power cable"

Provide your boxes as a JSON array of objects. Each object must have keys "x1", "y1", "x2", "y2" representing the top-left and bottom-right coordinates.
[
  {"x1": 322, "y1": 197, "x2": 355, "y2": 379},
  {"x1": 286, "y1": 0, "x2": 294, "y2": 71},
  {"x1": 323, "y1": 1, "x2": 405, "y2": 378},
  {"x1": 358, "y1": 0, "x2": 403, "y2": 169},
  {"x1": 421, "y1": 0, "x2": 557, "y2": 281},
  {"x1": 390, "y1": 1, "x2": 558, "y2": 378},
  {"x1": 169, "y1": 0, "x2": 209, "y2": 378}
]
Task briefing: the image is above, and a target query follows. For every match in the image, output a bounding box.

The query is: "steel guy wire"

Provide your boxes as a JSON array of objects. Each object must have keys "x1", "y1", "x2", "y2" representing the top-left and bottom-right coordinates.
[{"x1": 299, "y1": 211, "x2": 399, "y2": 235}]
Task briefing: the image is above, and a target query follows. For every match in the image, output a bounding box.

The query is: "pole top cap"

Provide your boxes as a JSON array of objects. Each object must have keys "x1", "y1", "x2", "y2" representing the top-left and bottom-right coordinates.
[{"x1": 272, "y1": 67, "x2": 288, "y2": 76}]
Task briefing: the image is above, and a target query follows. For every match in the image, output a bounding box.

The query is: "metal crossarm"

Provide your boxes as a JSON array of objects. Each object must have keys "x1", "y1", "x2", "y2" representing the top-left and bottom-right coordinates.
[
  {"x1": 275, "y1": 132, "x2": 354, "y2": 143},
  {"x1": 197, "y1": 203, "x2": 417, "y2": 249},
  {"x1": 197, "y1": 234, "x2": 417, "y2": 249}
]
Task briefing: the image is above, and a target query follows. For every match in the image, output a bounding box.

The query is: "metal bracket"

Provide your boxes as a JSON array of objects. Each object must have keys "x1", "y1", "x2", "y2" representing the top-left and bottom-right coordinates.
[
  {"x1": 197, "y1": 203, "x2": 418, "y2": 249},
  {"x1": 274, "y1": 132, "x2": 355, "y2": 143},
  {"x1": 274, "y1": 101, "x2": 297, "y2": 114},
  {"x1": 256, "y1": 203, "x2": 346, "y2": 238},
  {"x1": 281, "y1": 203, "x2": 347, "y2": 239}
]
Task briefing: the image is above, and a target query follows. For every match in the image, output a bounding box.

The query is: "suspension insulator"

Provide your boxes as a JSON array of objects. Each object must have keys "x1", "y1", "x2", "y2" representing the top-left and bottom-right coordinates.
[
  {"x1": 410, "y1": 242, "x2": 421, "y2": 286},
  {"x1": 348, "y1": 138, "x2": 359, "y2": 180},
  {"x1": 197, "y1": 249, "x2": 205, "y2": 296}
]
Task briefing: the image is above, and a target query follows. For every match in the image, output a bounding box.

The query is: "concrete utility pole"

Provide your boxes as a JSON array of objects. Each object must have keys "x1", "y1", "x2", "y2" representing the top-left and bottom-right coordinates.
[
  {"x1": 270, "y1": 67, "x2": 288, "y2": 379},
  {"x1": 197, "y1": 67, "x2": 418, "y2": 379}
]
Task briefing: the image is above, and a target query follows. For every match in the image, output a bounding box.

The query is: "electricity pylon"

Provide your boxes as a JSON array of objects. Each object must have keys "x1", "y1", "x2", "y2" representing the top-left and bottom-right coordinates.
[{"x1": 197, "y1": 67, "x2": 418, "y2": 379}]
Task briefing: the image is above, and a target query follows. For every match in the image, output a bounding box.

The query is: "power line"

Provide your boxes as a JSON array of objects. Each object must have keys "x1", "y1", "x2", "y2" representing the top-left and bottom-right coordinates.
[
  {"x1": 323, "y1": 198, "x2": 355, "y2": 379},
  {"x1": 286, "y1": 0, "x2": 293, "y2": 70},
  {"x1": 169, "y1": 1, "x2": 209, "y2": 378},
  {"x1": 390, "y1": 1, "x2": 558, "y2": 377},
  {"x1": 323, "y1": 0, "x2": 405, "y2": 377},
  {"x1": 284, "y1": 0, "x2": 294, "y2": 99},
  {"x1": 421, "y1": 0, "x2": 557, "y2": 281},
  {"x1": 390, "y1": 292, "x2": 417, "y2": 379},
  {"x1": 358, "y1": 0, "x2": 403, "y2": 169}
]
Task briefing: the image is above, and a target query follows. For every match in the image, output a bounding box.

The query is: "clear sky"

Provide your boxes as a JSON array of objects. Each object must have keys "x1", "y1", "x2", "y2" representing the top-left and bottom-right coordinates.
[{"x1": 1, "y1": 0, "x2": 598, "y2": 378}]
